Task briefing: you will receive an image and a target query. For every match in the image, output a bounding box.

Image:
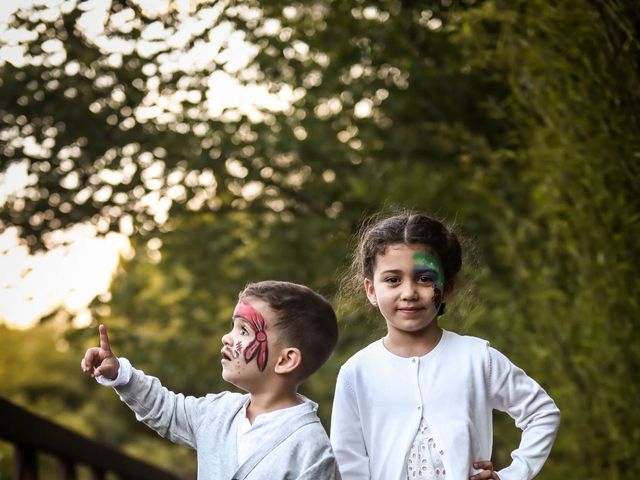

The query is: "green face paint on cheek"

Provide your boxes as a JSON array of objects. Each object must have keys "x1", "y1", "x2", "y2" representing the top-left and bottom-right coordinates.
[{"x1": 412, "y1": 252, "x2": 445, "y2": 292}]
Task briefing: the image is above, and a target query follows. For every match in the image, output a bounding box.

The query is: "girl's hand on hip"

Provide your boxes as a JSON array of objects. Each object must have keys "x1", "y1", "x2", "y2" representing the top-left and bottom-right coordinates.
[{"x1": 470, "y1": 461, "x2": 500, "y2": 480}]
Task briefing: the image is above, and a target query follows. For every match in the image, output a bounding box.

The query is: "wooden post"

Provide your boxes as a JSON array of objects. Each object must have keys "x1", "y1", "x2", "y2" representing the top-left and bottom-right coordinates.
[
  {"x1": 57, "y1": 458, "x2": 76, "y2": 480},
  {"x1": 90, "y1": 467, "x2": 106, "y2": 480},
  {"x1": 14, "y1": 445, "x2": 37, "y2": 480}
]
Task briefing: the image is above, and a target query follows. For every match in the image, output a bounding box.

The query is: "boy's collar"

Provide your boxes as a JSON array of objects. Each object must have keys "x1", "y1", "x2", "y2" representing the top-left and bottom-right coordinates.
[{"x1": 240, "y1": 393, "x2": 318, "y2": 423}]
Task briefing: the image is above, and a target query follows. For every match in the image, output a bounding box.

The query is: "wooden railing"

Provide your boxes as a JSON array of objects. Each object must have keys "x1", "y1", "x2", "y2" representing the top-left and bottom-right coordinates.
[{"x1": 0, "y1": 397, "x2": 182, "y2": 480}]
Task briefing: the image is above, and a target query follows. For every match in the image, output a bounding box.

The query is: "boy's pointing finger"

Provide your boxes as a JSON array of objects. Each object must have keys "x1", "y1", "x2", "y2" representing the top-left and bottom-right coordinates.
[{"x1": 99, "y1": 324, "x2": 112, "y2": 352}]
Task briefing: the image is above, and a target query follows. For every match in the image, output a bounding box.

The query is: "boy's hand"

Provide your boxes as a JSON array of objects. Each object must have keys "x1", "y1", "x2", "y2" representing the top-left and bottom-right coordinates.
[
  {"x1": 81, "y1": 324, "x2": 120, "y2": 380},
  {"x1": 470, "y1": 461, "x2": 500, "y2": 480}
]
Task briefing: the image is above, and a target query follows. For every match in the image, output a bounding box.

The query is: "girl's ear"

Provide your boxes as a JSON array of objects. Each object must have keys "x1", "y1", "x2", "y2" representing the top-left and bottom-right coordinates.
[
  {"x1": 364, "y1": 278, "x2": 377, "y2": 306},
  {"x1": 274, "y1": 347, "x2": 302, "y2": 375}
]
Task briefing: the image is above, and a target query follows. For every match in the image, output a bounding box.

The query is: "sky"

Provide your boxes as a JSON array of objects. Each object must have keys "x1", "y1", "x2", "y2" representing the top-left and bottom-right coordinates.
[
  {"x1": 0, "y1": 161, "x2": 133, "y2": 329},
  {"x1": 0, "y1": 0, "x2": 292, "y2": 329},
  {"x1": 0, "y1": 0, "x2": 137, "y2": 329},
  {"x1": 0, "y1": 224, "x2": 131, "y2": 329}
]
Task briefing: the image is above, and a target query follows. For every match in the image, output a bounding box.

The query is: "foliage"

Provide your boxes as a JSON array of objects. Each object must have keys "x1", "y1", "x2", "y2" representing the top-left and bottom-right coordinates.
[
  {"x1": 1, "y1": 0, "x2": 639, "y2": 477},
  {"x1": 0, "y1": 323, "x2": 194, "y2": 476},
  {"x1": 465, "y1": 1, "x2": 640, "y2": 474}
]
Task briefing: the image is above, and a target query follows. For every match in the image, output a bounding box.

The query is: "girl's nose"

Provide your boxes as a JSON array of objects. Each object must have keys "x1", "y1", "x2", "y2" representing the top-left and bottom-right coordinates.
[
  {"x1": 221, "y1": 332, "x2": 232, "y2": 346},
  {"x1": 401, "y1": 281, "x2": 419, "y2": 300}
]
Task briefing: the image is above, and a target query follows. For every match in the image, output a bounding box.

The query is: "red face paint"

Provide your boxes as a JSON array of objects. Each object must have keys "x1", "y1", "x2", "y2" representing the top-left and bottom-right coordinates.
[{"x1": 233, "y1": 300, "x2": 269, "y2": 371}]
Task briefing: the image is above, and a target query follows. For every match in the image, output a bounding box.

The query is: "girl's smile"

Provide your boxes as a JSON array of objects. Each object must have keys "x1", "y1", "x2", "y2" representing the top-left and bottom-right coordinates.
[{"x1": 397, "y1": 306, "x2": 425, "y2": 314}]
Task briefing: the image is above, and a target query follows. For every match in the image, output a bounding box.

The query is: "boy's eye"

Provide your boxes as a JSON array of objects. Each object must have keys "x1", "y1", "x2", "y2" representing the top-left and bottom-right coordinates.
[{"x1": 241, "y1": 326, "x2": 249, "y2": 335}]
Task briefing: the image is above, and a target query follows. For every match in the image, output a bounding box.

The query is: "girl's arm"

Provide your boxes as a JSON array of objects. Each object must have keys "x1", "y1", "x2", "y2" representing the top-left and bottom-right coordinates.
[
  {"x1": 330, "y1": 368, "x2": 370, "y2": 480},
  {"x1": 488, "y1": 346, "x2": 560, "y2": 480}
]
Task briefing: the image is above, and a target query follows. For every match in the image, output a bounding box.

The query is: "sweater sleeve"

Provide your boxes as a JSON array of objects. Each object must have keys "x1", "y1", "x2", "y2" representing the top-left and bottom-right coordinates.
[
  {"x1": 330, "y1": 367, "x2": 370, "y2": 480},
  {"x1": 297, "y1": 444, "x2": 342, "y2": 480},
  {"x1": 487, "y1": 346, "x2": 560, "y2": 480},
  {"x1": 112, "y1": 360, "x2": 217, "y2": 449}
]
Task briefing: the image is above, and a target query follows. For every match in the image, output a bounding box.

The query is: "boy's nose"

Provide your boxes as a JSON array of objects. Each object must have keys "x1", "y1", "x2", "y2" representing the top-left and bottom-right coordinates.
[{"x1": 221, "y1": 332, "x2": 232, "y2": 346}]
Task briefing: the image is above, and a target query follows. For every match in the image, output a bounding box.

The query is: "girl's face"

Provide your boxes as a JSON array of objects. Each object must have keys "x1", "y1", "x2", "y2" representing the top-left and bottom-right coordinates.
[{"x1": 364, "y1": 243, "x2": 445, "y2": 338}]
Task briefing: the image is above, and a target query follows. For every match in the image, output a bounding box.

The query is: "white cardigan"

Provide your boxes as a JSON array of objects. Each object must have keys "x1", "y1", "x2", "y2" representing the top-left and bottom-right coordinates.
[{"x1": 330, "y1": 330, "x2": 560, "y2": 480}]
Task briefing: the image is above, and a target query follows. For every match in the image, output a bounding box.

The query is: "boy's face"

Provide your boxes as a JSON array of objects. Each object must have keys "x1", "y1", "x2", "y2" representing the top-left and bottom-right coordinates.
[{"x1": 220, "y1": 296, "x2": 280, "y2": 391}]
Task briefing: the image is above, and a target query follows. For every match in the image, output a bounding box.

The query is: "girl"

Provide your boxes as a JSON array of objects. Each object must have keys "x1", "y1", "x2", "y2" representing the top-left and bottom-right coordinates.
[{"x1": 330, "y1": 212, "x2": 560, "y2": 480}]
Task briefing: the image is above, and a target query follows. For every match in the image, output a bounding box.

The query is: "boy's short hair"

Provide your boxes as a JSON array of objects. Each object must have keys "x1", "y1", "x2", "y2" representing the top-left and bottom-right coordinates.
[{"x1": 239, "y1": 280, "x2": 338, "y2": 381}]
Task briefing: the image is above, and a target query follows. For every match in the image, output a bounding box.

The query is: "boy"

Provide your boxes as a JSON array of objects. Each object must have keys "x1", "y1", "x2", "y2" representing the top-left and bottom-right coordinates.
[{"x1": 81, "y1": 280, "x2": 341, "y2": 479}]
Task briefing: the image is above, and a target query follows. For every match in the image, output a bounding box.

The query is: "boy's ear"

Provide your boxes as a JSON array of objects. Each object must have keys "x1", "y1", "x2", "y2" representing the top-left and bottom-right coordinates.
[
  {"x1": 364, "y1": 278, "x2": 377, "y2": 306},
  {"x1": 274, "y1": 347, "x2": 302, "y2": 375}
]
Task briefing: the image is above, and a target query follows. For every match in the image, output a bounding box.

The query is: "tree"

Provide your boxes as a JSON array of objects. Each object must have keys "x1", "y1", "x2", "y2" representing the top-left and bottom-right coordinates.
[{"x1": 2, "y1": 0, "x2": 639, "y2": 477}]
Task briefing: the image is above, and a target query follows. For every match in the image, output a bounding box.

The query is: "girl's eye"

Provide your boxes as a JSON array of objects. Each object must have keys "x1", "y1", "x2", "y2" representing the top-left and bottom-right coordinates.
[
  {"x1": 384, "y1": 276, "x2": 400, "y2": 284},
  {"x1": 241, "y1": 327, "x2": 249, "y2": 335},
  {"x1": 418, "y1": 275, "x2": 434, "y2": 284}
]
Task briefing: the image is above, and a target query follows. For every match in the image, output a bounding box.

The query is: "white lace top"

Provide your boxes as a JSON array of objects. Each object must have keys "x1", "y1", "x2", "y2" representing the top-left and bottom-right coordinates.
[{"x1": 406, "y1": 417, "x2": 446, "y2": 479}]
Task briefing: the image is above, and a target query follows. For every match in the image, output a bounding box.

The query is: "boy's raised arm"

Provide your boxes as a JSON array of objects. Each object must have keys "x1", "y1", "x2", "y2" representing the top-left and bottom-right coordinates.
[
  {"x1": 80, "y1": 323, "x2": 202, "y2": 449},
  {"x1": 81, "y1": 324, "x2": 120, "y2": 380}
]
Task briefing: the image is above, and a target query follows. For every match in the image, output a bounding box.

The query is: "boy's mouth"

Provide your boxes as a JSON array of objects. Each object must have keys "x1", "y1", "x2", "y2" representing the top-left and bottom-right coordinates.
[{"x1": 221, "y1": 348, "x2": 234, "y2": 361}]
